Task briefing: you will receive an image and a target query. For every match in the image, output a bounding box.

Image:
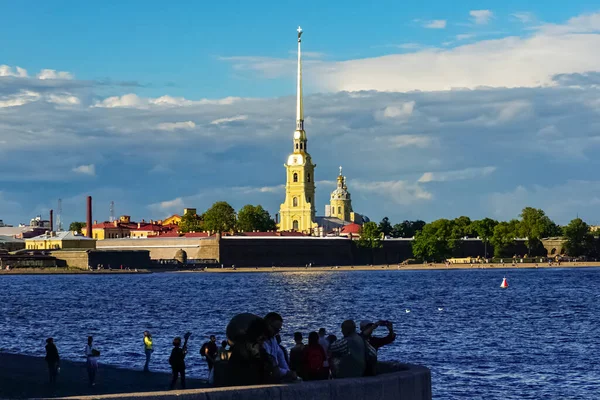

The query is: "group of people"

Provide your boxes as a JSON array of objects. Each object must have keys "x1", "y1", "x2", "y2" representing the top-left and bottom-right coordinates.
[{"x1": 42, "y1": 315, "x2": 395, "y2": 390}]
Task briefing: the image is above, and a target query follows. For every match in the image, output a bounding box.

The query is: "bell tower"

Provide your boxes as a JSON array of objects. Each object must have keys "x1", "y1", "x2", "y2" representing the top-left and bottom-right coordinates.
[
  {"x1": 330, "y1": 166, "x2": 353, "y2": 222},
  {"x1": 279, "y1": 26, "x2": 316, "y2": 233}
]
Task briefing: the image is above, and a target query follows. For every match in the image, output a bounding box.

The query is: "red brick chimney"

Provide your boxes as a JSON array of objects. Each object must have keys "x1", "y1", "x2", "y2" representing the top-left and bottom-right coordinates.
[
  {"x1": 49, "y1": 209, "x2": 53, "y2": 232},
  {"x1": 86, "y1": 196, "x2": 93, "y2": 238}
]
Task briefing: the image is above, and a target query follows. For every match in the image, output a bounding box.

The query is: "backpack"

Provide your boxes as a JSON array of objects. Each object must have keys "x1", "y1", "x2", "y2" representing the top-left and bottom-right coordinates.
[
  {"x1": 305, "y1": 346, "x2": 325, "y2": 372},
  {"x1": 200, "y1": 342, "x2": 210, "y2": 358}
]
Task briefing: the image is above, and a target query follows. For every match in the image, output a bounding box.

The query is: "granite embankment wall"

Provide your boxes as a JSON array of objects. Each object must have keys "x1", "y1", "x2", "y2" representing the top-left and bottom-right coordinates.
[
  {"x1": 67, "y1": 362, "x2": 431, "y2": 400},
  {"x1": 50, "y1": 250, "x2": 151, "y2": 269},
  {"x1": 96, "y1": 238, "x2": 219, "y2": 261}
]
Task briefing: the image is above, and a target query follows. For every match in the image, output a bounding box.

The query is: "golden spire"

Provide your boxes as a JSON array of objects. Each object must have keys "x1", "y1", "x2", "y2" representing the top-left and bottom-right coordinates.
[{"x1": 296, "y1": 26, "x2": 304, "y2": 132}]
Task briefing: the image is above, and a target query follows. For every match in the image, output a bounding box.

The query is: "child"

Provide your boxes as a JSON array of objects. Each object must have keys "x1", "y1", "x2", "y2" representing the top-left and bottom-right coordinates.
[
  {"x1": 84, "y1": 336, "x2": 100, "y2": 386},
  {"x1": 169, "y1": 337, "x2": 186, "y2": 389}
]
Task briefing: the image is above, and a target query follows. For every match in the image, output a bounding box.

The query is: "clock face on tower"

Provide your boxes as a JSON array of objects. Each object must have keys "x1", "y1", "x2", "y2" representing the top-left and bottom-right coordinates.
[
  {"x1": 287, "y1": 154, "x2": 304, "y2": 165},
  {"x1": 294, "y1": 131, "x2": 301, "y2": 140}
]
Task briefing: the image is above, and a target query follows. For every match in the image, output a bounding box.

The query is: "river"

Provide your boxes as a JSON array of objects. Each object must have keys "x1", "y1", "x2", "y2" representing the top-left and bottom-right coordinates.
[{"x1": 1, "y1": 268, "x2": 599, "y2": 399}]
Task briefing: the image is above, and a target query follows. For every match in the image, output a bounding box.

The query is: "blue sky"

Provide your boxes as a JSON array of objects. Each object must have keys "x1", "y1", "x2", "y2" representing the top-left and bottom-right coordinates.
[{"x1": 2, "y1": 2, "x2": 600, "y2": 227}]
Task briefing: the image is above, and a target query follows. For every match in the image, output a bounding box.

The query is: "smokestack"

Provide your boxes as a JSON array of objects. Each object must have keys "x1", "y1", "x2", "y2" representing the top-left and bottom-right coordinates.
[
  {"x1": 86, "y1": 196, "x2": 93, "y2": 238},
  {"x1": 49, "y1": 209, "x2": 54, "y2": 232}
]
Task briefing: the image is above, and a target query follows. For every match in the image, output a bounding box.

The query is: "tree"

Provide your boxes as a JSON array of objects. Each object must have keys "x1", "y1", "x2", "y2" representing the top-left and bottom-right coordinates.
[
  {"x1": 563, "y1": 218, "x2": 593, "y2": 257},
  {"x1": 236, "y1": 205, "x2": 277, "y2": 232},
  {"x1": 179, "y1": 211, "x2": 203, "y2": 233},
  {"x1": 69, "y1": 221, "x2": 86, "y2": 234},
  {"x1": 519, "y1": 207, "x2": 556, "y2": 254},
  {"x1": 357, "y1": 222, "x2": 383, "y2": 248},
  {"x1": 411, "y1": 219, "x2": 461, "y2": 261},
  {"x1": 491, "y1": 220, "x2": 520, "y2": 257},
  {"x1": 391, "y1": 220, "x2": 426, "y2": 238},
  {"x1": 378, "y1": 217, "x2": 393, "y2": 237},
  {"x1": 452, "y1": 216, "x2": 473, "y2": 238},
  {"x1": 471, "y1": 218, "x2": 498, "y2": 258},
  {"x1": 203, "y1": 201, "x2": 236, "y2": 233}
]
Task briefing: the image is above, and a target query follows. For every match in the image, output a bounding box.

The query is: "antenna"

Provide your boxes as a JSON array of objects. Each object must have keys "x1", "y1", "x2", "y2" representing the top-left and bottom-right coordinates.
[
  {"x1": 57, "y1": 198, "x2": 63, "y2": 231},
  {"x1": 109, "y1": 201, "x2": 115, "y2": 222}
]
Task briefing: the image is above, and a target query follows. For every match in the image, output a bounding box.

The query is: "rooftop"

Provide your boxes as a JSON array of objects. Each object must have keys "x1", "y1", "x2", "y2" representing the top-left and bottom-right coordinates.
[{"x1": 27, "y1": 231, "x2": 96, "y2": 241}]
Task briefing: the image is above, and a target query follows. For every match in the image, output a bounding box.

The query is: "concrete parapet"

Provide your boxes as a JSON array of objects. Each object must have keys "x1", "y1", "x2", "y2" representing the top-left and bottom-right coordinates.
[{"x1": 63, "y1": 362, "x2": 431, "y2": 400}]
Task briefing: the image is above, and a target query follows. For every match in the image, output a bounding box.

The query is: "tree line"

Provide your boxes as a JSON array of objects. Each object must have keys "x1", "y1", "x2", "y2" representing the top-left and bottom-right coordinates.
[{"x1": 358, "y1": 207, "x2": 597, "y2": 260}]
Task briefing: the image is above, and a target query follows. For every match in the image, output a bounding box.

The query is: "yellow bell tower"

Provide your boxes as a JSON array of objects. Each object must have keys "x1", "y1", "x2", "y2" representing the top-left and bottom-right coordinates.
[
  {"x1": 330, "y1": 166, "x2": 353, "y2": 221},
  {"x1": 279, "y1": 26, "x2": 316, "y2": 233}
]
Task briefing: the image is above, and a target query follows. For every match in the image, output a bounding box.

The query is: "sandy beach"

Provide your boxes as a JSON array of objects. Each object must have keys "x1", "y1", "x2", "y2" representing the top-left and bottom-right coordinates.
[
  {"x1": 0, "y1": 352, "x2": 207, "y2": 399},
  {"x1": 0, "y1": 268, "x2": 151, "y2": 275}
]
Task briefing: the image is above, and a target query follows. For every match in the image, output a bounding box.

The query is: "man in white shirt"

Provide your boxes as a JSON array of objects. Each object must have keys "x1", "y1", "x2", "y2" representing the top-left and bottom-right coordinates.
[
  {"x1": 263, "y1": 312, "x2": 297, "y2": 382},
  {"x1": 85, "y1": 336, "x2": 99, "y2": 386}
]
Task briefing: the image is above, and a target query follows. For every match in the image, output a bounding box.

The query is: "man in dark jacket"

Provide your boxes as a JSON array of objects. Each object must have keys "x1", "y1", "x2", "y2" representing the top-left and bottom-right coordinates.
[
  {"x1": 45, "y1": 338, "x2": 60, "y2": 384},
  {"x1": 169, "y1": 337, "x2": 186, "y2": 389}
]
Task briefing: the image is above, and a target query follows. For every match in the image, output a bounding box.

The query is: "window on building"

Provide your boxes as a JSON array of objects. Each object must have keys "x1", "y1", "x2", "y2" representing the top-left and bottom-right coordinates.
[
  {"x1": 295, "y1": 143, "x2": 299, "y2": 149},
  {"x1": 293, "y1": 197, "x2": 298, "y2": 207},
  {"x1": 293, "y1": 220, "x2": 299, "y2": 231},
  {"x1": 293, "y1": 173, "x2": 298, "y2": 182},
  {"x1": 307, "y1": 173, "x2": 311, "y2": 182},
  {"x1": 338, "y1": 206, "x2": 341, "y2": 214},
  {"x1": 300, "y1": 143, "x2": 303, "y2": 150}
]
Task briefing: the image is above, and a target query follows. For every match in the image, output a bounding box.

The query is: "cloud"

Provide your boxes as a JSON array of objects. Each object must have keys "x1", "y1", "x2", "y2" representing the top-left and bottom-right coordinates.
[
  {"x1": 0, "y1": 65, "x2": 28, "y2": 78},
  {"x1": 223, "y1": 12, "x2": 600, "y2": 93},
  {"x1": 156, "y1": 121, "x2": 196, "y2": 131},
  {"x1": 512, "y1": 12, "x2": 535, "y2": 24},
  {"x1": 424, "y1": 20, "x2": 446, "y2": 29},
  {"x1": 351, "y1": 180, "x2": 432, "y2": 205},
  {"x1": 94, "y1": 93, "x2": 241, "y2": 109},
  {"x1": 210, "y1": 115, "x2": 248, "y2": 125},
  {"x1": 157, "y1": 197, "x2": 185, "y2": 212},
  {"x1": 456, "y1": 34, "x2": 476, "y2": 41},
  {"x1": 381, "y1": 102, "x2": 415, "y2": 118},
  {"x1": 374, "y1": 135, "x2": 433, "y2": 149},
  {"x1": 418, "y1": 166, "x2": 496, "y2": 183},
  {"x1": 72, "y1": 164, "x2": 96, "y2": 176},
  {"x1": 37, "y1": 69, "x2": 74, "y2": 80},
  {"x1": 470, "y1": 10, "x2": 493, "y2": 25},
  {"x1": 0, "y1": 90, "x2": 41, "y2": 108}
]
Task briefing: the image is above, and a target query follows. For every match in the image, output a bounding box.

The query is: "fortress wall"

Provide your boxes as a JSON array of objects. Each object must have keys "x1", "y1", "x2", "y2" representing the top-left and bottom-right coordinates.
[{"x1": 96, "y1": 238, "x2": 219, "y2": 260}]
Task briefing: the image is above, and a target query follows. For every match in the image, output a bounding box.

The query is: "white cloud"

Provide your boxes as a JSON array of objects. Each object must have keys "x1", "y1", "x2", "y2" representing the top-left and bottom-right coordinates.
[
  {"x1": 0, "y1": 65, "x2": 28, "y2": 77},
  {"x1": 47, "y1": 93, "x2": 80, "y2": 106},
  {"x1": 158, "y1": 197, "x2": 185, "y2": 211},
  {"x1": 156, "y1": 121, "x2": 196, "y2": 131},
  {"x1": 381, "y1": 101, "x2": 415, "y2": 118},
  {"x1": 424, "y1": 20, "x2": 446, "y2": 29},
  {"x1": 0, "y1": 90, "x2": 41, "y2": 108},
  {"x1": 94, "y1": 93, "x2": 241, "y2": 109},
  {"x1": 352, "y1": 179, "x2": 432, "y2": 205},
  {"x1": 456, "y1": 34, "x2": 476, "y2": 40},
  {"x1": 72, "y1": 164, "x2": 96, "y2": 176},
  {"x1": 210, "y1": 115, "x2": 248, "y2": 125},
  {"x1": 470, "y1": 10, "x2": 493, "y2": 25},
  {"x1": 37, "y1": 69, "x2": 74, "y2": 80},
  {"x1": 418, "y1": 166, "x2": 496, "y2": 183},
  {"x1": 374, "y1": 135, "x2": 432, "y2": 149},
  {"x1": 512, "y1": 12, "x2": 535, "y2": 24}
]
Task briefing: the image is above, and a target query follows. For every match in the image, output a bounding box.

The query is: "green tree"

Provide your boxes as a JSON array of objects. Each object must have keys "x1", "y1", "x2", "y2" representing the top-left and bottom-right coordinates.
[
  {"x1": 236, "y1": 204, "x2": 277, "y2": 232},
  {"x1": 491, "y1": 220, "x2": 520, "y2": 257},
  {"x1": 357, "y1": 222, "x2": 383, "y2": 248},
  {"x1": 69, "y1": 221, "x2": 86, "y2": 233},
  {"x1": 391, "y1": 220, "x2": 426, "y2": 238},
  {"x1": 179, "y1": 211, "x2": 203, "y2": 233},
  {"x1": 452, "y1": 216, "x2": 473, "y2": 238},
  {"x1": 378, "y1": 217, "x2": 393, "y2": 237},
  {"x1": 203, "y1": 201, "x2": 236, "y2": 233},
  {"x1": 471, "y1": 218, "x2": 498, "y2": 258},
  {"x1": 563, "y1": 218, "x2": 593, "y2": 257},
  {"x1": 411, "y1": 219, "x2": 461, "y2": 261},
  {"x1": 519, "y1": 207, "x2": 556, "y2": 254}
]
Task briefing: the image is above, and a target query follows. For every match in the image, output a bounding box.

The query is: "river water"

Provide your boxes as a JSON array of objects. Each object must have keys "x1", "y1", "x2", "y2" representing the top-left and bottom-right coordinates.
[{"x1": 1, "y1": 268, "x2": 599, "y2": 399}]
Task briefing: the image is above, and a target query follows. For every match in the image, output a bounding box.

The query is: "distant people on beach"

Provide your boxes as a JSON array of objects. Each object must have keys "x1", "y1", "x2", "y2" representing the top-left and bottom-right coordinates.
[
  {"x1": 143, "y1": 331, "x2": 153, "y2": 372},
  {"x1": 45, "y1": 337, "x2": 60, "y2": 384},
  {"x1": 301, "y1": 331, "x2": 328, "y2": 381},
  {"x1": 289, "y1": 332, "x2": 304, "y2": 373},
  {"x1": 84, "y1": 336, "x2": 100, "y2": 386},
  {"x1": 263, "y1": 312, "x2": 297, "y2": 382},
  {"x1": 200, "y1": 335, "x2": 218, "y2": 373},
  {"x1": 169, "y1": 336, "x2": 187, "y2": 389}
]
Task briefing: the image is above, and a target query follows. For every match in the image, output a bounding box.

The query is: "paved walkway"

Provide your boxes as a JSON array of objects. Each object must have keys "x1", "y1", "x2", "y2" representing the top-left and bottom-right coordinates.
[{"x1": 0, "y1": 353, "x2": 208, "y2": 399}]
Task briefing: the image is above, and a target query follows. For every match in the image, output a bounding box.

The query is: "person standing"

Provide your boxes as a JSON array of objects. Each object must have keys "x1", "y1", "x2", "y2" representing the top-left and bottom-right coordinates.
[
  {"x1": 169, "y1": 337, "x2": 187, "y2": 389},
  {"x1": 200, "y1": 335, "x2": 218, "y2": 373},
  {"x1": 45, "y1": 338, "x2": 60, "y2": 384},
  {"x1": 143, "y1": 331, "x2": 153, "y2": 372},
  {"x1": 84, "y1": 336, "x2": 100, "y2": 386}
]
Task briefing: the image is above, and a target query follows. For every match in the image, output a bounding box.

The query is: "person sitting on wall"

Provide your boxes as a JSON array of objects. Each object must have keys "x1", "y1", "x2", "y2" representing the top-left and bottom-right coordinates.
[
  {"x1": 289, "y1": 332, "x2": 304, "y2": 373},
  {"x1": 263, "y1": 312, "x2": 297, "y2": 382},
  {"x1": 300, "y1": 332, "x2": 328, "y2": 381},
  {"x1": 329, "y1": 320, "x2": 366, "y2": 379}
]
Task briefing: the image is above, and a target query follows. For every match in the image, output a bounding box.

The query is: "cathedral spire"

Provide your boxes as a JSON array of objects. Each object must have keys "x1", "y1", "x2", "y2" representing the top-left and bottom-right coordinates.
[{"x1": 296, "y1": 26, "x2": 304, "y2": 132}]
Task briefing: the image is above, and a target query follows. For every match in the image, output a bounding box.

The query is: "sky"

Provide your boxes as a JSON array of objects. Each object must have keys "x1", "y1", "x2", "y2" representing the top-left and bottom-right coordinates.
[{"x1": 2, "y1": 1, "x2": 600, "y2": 227}]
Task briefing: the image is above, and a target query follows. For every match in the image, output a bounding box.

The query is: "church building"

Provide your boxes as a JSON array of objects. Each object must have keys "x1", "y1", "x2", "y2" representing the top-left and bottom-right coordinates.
[{"x1": 279, "y1": 27, "x2": 366, "y2": 234}]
